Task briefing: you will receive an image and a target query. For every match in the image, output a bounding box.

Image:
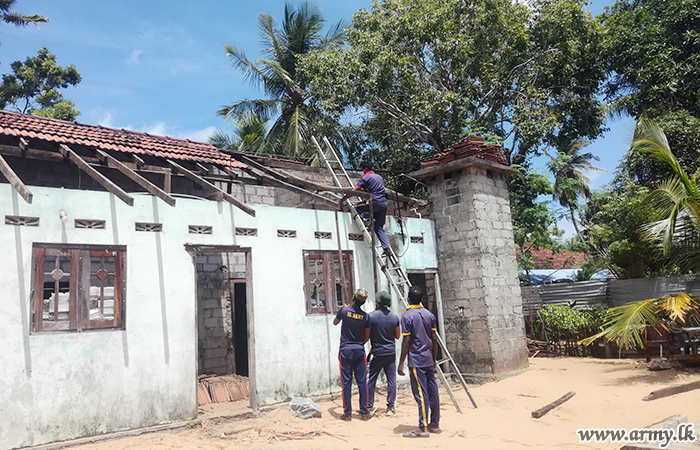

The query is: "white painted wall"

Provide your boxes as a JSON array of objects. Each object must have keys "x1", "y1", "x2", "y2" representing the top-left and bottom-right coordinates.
[{"x1": 0, "y1": 184, "x2": 437, "y2": 448}]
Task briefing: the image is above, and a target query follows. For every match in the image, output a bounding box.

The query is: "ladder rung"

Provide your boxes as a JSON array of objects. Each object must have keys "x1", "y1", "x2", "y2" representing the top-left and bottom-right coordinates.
[{"x1": 438, "y1": 358, "x2": 451, "y2": 365}]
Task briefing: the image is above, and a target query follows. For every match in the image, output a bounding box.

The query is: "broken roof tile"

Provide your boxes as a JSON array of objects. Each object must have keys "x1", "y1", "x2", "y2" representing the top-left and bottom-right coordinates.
[{"x1": 0, "y1": 110, "x2": 246, "y2": 169}]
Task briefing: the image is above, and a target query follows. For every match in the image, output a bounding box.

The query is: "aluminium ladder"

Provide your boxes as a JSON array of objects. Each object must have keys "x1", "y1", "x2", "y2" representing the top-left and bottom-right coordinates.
[{"x1": 311, "y1": 136, "x2": 478, "y2": 411}]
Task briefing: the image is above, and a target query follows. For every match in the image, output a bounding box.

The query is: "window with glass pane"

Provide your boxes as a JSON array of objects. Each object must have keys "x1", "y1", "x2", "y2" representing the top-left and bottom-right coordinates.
[
  {"x1": 32, "y1": 244, "x2": 125, "y2": 332},
  {"x1": 303, "y1": 251, "x2": 353, "y2": 314}
]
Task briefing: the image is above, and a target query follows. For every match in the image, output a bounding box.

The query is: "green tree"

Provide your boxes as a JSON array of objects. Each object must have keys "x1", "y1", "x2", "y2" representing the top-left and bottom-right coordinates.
[
  {"x1": 209, "y1": 113, "x2": 270, "y2": 154},
  {"x1": 601, "y1": 0, "x2": 700, "y2": 190},
  {"x1": 0, "y1": 47, "x2": 81, "y2": 121},
  {"x1": 302, "y1": 0, "x2": 606, "y2": 164},
  {"x1": 1, "y1": 0, "x2": 48, "y2": 32},
  {"x1": 509, "y1": 164, "x2": 560, "y2": 278},
  {"x1": 219, "y1": 2, "x2": 346, "y2": 159},
  {"x1": 601, "y1": 0, "x2": 700, "y2": 119},
  {"x1": 546, "y1": 140, "x2": 603, "y2": 236}
]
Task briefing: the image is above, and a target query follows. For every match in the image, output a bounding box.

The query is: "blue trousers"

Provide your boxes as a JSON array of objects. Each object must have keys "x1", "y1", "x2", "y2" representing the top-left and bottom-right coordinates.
[
  {"x1": 367, "y1": 354, "x2": 397, "y2": 409},
  {"x1": 409, "y1": 366, "x2": 440, "y2": 431},
  {"x1": 354, "y1": 200, "x2": 389, "y2": 250},
  {"x1": 339, "y1": 348, "x2": 368, "y2": 416}
]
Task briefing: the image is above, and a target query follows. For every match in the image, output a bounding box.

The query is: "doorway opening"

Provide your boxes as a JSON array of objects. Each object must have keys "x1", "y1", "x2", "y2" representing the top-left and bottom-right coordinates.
[{"x1": 188, "y1": 245, "x2": 256, "y2": 412}]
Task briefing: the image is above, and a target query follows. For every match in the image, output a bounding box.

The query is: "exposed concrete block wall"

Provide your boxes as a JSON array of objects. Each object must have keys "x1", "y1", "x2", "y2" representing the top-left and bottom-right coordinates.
[
  {"x1": 195, "y1": 254, "x2": 235, "y2": 375},
  {"x1": 422, "y1": 164, "x2": 528, "y2": 378}
]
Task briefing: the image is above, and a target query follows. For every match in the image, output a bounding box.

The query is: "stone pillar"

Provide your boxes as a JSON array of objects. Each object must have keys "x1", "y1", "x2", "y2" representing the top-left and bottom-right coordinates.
[{"x1": 411, "y1": 158, "x2": 528, "y2": 380}]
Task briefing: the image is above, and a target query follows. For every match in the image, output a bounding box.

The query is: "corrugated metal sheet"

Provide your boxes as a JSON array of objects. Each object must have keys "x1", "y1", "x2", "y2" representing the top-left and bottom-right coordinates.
[{"x1": 522, "y1": 275, "x2": 700, "y2": 312}]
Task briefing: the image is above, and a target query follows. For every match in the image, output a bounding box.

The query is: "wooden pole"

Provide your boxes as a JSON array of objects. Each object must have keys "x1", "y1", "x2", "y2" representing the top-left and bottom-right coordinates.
[
  {"x1": 531, "y1": 391, "x2": 576, "y2": 418},
  {"x1": 335, "y1": 210, "x2": 349, "y2": 307}
]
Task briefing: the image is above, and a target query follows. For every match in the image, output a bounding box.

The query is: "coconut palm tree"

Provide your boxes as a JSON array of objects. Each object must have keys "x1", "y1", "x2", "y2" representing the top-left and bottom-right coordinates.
[
  {"x1": 219, "y1": 2, "x2": 346, "y2": 159},
  {"x1": 547, "y1": 139, "x2": 603, "y2": 236}
]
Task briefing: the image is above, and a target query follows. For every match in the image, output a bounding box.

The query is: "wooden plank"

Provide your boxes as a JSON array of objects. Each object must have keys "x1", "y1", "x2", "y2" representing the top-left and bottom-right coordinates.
[
  {"x1": 33, "y1": 247, "x2": 45, "y2": 332},
  {"x1": 59, "y1": 144, "x2": 134, "y2": 206},
  {"x1": 643, "y1": 380, "x2": 700, "y2": 401},
  {"x1": 0, "y1": 154, "x2": 33, "y2": 203},
  {"x1": 132, "y1": 154, "x2": 145, "y2": 167},
  {"x1": 163, "y1": 169, "x2": 172, "y2": 193},
  {"x1": 531, "y1": 391, "x2": 576, "y2": 418},
  {"x1": 19, "y1": 138, "x2": 29, "y2": 152},
  {"x1": 95, "y1": 149, "x2": 176, "y2": 206},
  {"x1": 168, "y1": 159, "x2": 255, "y2": 217}
]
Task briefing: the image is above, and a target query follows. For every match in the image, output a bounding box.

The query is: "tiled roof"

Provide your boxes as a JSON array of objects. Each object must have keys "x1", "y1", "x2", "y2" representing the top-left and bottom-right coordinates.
[
  {"x1": 0, "y1": 110, "x2": 245, "y2": 168},
  {"x1": 516, "y1": 245, "x2": 588, "y2": 269},
  {"x1": 421, "y1": 135, "x2": 508, "y2": 168}
]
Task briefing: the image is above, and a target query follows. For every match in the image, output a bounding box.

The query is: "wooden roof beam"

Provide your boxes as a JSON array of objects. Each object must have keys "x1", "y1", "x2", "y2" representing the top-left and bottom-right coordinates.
[
  {"x1": 222, "y1": 166, "x2": 338, "y2": 208},
  {"x1": 59, "y1": 144, "x2": 134, "y2": 206},
  {"x1": 95, "y1": 149, "x2": 176, "y2": 207},
  {"x1": 0, "y1": 154, "x2": 32, "y2": 203},
  {"x1": 19, "y1": 138, "x2": 29, "y2": 152},
  {"x1": 168, "y1": 159, "x2": 256, "y2": 217}
]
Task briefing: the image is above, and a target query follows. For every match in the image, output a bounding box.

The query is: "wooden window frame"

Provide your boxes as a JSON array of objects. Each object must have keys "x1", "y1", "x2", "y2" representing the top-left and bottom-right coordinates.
[
  {"x1": 303, "y1": 251, "x2": 354, "y2": 315},
  {"x1": 32, "y1": 243, "x2": 126, "y2": 332}
]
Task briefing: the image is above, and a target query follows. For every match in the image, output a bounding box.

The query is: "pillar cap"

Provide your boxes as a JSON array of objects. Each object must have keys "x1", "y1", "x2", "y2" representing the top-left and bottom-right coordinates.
[{"x1": 409, "y1": 156, "x2": 518, "y2": 180}]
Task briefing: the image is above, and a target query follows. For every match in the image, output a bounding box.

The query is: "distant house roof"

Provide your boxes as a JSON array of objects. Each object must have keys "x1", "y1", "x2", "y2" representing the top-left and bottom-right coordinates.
[
  {"x1": 0, "y1": 110, "x2": 245, "y2": 168},
  {"x1": 516, "y1": 245, "x2": 588, "y2": 269},
  {"x1": 521, "y1": 269, "x2": 581, "y2": 284}
]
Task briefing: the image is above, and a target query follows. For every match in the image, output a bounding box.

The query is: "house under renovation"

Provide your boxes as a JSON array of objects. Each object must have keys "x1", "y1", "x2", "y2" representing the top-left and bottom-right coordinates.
[{"x1": 0, "y1": 110, "x2": 527, "y2": 449}]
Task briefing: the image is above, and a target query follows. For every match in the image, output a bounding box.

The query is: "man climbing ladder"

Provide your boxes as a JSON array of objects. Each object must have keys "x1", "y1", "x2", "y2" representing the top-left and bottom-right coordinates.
[{"x1": 338, "y1": 161, "x2": 391, "y2": 254}]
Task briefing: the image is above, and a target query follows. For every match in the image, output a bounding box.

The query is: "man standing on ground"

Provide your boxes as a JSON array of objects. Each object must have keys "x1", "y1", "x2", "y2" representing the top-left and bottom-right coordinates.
[
  {"x1": 367, "y1": 290, "x2": 400, "y2": 416},
  {"x1": 338, "y1": 161, "x2": 391, "y2": 254},
  {"x1": 333, "y1": 289, "x2": 372, "y2": 421},
  {"x1": 398, "y1": 286, "x2": 441, "y2": 438}
]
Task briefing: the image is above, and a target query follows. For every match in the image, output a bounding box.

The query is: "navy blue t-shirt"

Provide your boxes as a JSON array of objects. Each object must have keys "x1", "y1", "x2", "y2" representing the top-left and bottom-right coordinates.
[
  {"x1": 401, "y1": 305, "x2": 437, "y2": 368},
  {"x1": 369, "y1": 308, "x2": 400, "y2": 356},
  {"x1": 336, "y1": 304, "x2": 370, "y2": 350},
  {"x1": 356, "y1": 171, "x2": 387, "y2": 206}
]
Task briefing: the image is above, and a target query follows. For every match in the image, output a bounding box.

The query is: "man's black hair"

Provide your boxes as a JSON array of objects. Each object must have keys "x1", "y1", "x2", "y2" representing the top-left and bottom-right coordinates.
[
  {"x1": 359, "y1": 160, "x2": 373, "y2": 171},
  {"x1": 408, "y1": 286, "x2": 423, "y2": 305}
]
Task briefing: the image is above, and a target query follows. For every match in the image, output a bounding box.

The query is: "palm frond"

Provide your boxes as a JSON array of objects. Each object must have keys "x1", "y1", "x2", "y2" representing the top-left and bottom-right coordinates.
[
  {"x1": 223, "y1": 44, "x2": 268, "y2": 89},
  {"x1": 2, "y1": 13, "x2": 49, "y2": 27},
  {"x1": 633, "y1": 117, "x2": 693, "y2": 193},
  {"x1": 217, "y1": 99, "x2": 280, "y2": 122},
  {"x1": 208, "y1": 129, "x2": 238, "y2": 150},
  {"x1": 657, "y1": 293, "x2": 700, "y2": 323},
  {"x1": 320, "y1": 19, "x2": 348, "y2": 50},
  {"x1": 256, "y1": 58, "x2": 304, "y2": 96},
  {"x1": 579, "y1": 298, "x2": 660, "y2": 349}
]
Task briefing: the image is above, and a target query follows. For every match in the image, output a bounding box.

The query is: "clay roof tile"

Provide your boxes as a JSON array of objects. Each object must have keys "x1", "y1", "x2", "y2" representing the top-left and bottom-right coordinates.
[{"x1": 0, "y1": 110, "x2": 245, "y2": 169}]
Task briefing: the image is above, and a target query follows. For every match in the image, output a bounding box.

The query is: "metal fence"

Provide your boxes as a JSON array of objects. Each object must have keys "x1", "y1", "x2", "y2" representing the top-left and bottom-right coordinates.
[{"x1": 522, "y1": 274, "x2": 700, "y2": 314}]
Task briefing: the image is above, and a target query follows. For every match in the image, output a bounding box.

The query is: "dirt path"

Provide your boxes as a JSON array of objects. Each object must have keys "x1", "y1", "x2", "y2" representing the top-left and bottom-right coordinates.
[{"x1": 64, "y1": 358, "x2": 700, "y2": 450}]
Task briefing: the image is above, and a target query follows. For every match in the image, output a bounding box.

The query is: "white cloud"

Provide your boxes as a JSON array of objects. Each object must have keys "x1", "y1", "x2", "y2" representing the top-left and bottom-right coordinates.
[
  {"x1": 139, "y1": 122, "x2": 168, "y2": 136},
  {"x1": 126, "y1": 50, "x2": 144, "y2": 65},
  {"x1": 176, "y1": 126, "x2": 218, "y2": 143}
]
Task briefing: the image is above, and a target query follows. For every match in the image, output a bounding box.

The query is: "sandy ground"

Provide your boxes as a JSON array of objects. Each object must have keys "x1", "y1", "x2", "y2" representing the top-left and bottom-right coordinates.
[{"x1": 66, "y1": 357, "x2": 700, "y2": 450}]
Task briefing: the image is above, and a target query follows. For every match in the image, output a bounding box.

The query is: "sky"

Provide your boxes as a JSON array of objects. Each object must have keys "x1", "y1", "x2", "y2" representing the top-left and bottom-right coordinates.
[{"x1": 1, "y1": 0, "x2": 635, "y2": 237}]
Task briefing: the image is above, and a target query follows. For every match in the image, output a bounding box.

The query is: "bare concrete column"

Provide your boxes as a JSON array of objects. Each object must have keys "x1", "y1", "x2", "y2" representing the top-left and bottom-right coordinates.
[{"x1": 411, "y1": 157, "x2": 528, "y2": 380}]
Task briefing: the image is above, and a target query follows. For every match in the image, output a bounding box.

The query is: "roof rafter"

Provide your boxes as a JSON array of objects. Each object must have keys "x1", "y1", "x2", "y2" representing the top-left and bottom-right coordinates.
[
  {"x1": 0, "y1": 154, "x2": 32, "y2": 203},
  {"x1": 167, "y1": 159, "x2": 256, "y2": 217},
  {"x1": 59, "y1": 144, "x2": 134, "y2": 206},
  {"x1": 95, "y1": 149, "x2": 176, "y2": 207}
]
